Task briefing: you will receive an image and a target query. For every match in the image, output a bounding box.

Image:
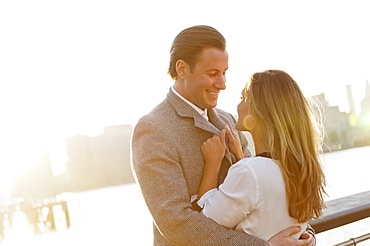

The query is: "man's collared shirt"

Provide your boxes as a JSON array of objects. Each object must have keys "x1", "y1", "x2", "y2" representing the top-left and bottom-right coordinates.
[{"x1": 171, "y1": 87, "x2": 208, "y2": 121}]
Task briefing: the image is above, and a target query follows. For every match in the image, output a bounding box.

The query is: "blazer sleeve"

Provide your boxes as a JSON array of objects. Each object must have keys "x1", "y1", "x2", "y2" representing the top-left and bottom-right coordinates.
[{"x1": 131, "y1": 119, "x2": 266, "y2": 246}]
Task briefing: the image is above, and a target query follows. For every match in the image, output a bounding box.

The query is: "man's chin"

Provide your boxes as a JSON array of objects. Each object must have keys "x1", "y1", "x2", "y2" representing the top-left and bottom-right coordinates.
[{"x1": 206, "y1": 101, "x2": 218, "y2": 109}]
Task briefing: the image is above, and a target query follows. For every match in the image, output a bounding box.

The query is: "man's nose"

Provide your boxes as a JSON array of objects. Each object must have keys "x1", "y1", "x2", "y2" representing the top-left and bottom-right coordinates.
[{"x1": 215, "y1": 74, "x2": 226, "y2": 90}]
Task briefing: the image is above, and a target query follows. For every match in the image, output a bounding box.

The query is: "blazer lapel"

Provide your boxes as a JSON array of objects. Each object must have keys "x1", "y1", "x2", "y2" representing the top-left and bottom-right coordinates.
[
  {"x1": 208, "y1": 108, "x2": 236, "y2": 164},
  {"x1": 166, "y1": 89, "x2": 235, "y2": 164},
  {"x1": 166, "y1": 89, "x2": 220, "y2": 135},
  {"x1": 207, "y1": 108, "x2": 228, "y2": 131}
]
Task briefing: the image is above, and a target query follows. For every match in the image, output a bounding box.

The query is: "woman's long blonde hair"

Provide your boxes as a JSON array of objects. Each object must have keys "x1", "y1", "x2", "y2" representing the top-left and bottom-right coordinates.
[{"x1": 246, "y1": 70, "x2": 326, "y2": 223}]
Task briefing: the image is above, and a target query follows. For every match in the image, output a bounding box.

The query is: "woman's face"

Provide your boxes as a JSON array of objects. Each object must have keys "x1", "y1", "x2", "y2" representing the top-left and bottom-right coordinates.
[{"x1": 236, "y1": 88, "x2": 252, "y2": 131}]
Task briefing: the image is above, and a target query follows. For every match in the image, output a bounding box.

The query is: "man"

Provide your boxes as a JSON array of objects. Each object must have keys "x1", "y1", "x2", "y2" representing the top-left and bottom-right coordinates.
[{"x1": 131, "y1": 25, "x2": 315, "y2": 245}]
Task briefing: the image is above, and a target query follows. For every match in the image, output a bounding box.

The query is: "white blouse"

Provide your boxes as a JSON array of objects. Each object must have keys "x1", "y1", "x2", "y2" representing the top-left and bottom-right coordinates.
[{"x1": 197, "y1": 156, "x2": 308, "y2": 241}]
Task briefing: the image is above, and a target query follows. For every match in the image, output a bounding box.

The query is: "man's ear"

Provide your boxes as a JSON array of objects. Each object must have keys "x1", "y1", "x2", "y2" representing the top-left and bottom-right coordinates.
[{"x1": 175, "y1": 60, "x2": 188, "y2": 79}]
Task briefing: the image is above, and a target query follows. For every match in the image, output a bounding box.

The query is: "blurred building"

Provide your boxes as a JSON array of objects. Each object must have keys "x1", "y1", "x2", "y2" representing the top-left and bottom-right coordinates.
[
  {"x1": 356, "y1": 80, "x2": 370, "y2": 145},
  {"x1": 63, "y1": 124, "x2": 134, "y2": 191},
  {"x1": 311, "y1": 93, "x2": 354, "y2": 151},
  {"x1": 310, "y1": 80, "x2": 370, "y2": 151},
  {"x1": 10, "y1": 147, "x2": 57, "y2": 200}
]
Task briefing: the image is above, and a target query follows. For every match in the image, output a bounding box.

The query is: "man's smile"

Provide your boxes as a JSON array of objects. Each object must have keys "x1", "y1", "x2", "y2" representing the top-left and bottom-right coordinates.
[{"x1": 206, "y1": 90, "x2": 219, "y2": 96}]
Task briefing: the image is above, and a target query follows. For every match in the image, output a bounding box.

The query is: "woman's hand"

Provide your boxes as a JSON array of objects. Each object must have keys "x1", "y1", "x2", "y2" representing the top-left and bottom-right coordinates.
[
  {"x1": 201, "y1": 129, "x2": 226, "y2": 168},
  {"x1": 224, "y1": 125, "x2": 244, "y2": 161}
]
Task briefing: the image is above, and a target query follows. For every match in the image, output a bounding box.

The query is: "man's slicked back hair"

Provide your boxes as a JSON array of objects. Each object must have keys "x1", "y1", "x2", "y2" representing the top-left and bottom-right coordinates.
[{"x1": 168, "y1": 25, "x2": 226, "y2": 80}]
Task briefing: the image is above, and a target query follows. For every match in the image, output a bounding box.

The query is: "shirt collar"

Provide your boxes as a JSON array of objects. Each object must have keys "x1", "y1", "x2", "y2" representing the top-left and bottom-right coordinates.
[{"x1": 171, "y1": 87, "x2": 208, "y2": 121}]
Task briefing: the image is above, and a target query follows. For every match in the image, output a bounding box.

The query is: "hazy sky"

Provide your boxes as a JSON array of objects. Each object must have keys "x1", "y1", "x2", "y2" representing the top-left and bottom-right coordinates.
[{"x1": 1, "y1": 0, "x2": 370, "y2": 178}]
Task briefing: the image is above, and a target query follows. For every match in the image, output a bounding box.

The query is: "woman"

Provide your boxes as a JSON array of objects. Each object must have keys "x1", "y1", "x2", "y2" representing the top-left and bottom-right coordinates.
[{"x1": 197, "y1": 70, "x2": 326, "y2": 241}]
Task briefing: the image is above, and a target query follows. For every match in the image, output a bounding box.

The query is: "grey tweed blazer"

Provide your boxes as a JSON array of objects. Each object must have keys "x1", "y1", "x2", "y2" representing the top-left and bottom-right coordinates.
[{"x1": 131, "y1": 89, "x2": 265, "y2": 246}]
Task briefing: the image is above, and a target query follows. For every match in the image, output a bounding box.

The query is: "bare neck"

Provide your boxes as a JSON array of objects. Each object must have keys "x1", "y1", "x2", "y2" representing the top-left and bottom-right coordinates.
[{"x1": 251, "y1": 132, "x2": 269, "y2": 156}]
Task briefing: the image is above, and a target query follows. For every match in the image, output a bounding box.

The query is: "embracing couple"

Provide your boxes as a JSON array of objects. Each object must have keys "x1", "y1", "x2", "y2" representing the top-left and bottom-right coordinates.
[{"x1": 131, "y1": 25, "x2": 326, "y2": 246}]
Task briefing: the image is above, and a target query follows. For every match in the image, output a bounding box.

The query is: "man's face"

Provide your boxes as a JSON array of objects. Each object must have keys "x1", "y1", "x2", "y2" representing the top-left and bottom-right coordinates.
[{"x1": 178, "y1": 48, "x2": 228, "y2": 110}]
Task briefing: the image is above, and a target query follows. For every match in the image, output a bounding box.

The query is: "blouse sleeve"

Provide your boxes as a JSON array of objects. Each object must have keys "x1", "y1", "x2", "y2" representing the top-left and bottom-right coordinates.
[{"x1": 197, "y1": 160, "x2": 259, "y2": 229}]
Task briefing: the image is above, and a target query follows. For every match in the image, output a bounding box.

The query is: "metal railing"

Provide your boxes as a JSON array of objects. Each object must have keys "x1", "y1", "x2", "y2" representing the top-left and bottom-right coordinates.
[
  {"x1": 333, "y1": 233, "x2": 370, "y2": 246},
  {"x1": 310, "y1": 190, "x2": 370, "y2": 245}
]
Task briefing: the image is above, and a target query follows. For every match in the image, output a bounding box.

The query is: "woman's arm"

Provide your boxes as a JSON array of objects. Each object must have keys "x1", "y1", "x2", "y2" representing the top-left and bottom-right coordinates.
[
  {"x1": 198, "y1": 125, "x2": 247, "y2": 199},
  {"x1": 198, "y1": 130, "x2": 226, "y2": 198}
]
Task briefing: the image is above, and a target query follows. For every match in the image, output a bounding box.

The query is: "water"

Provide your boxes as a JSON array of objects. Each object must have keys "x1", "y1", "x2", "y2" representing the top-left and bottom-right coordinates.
[
  {"x1": 316, "y1": 146, "x2": 370, "y2": 245},
  {"x1": 1, "y1": 146, "x2": 370, "y2": 246},
  {"x1": 0, "y1": 184, "x2": 152, "y2": 246}
]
